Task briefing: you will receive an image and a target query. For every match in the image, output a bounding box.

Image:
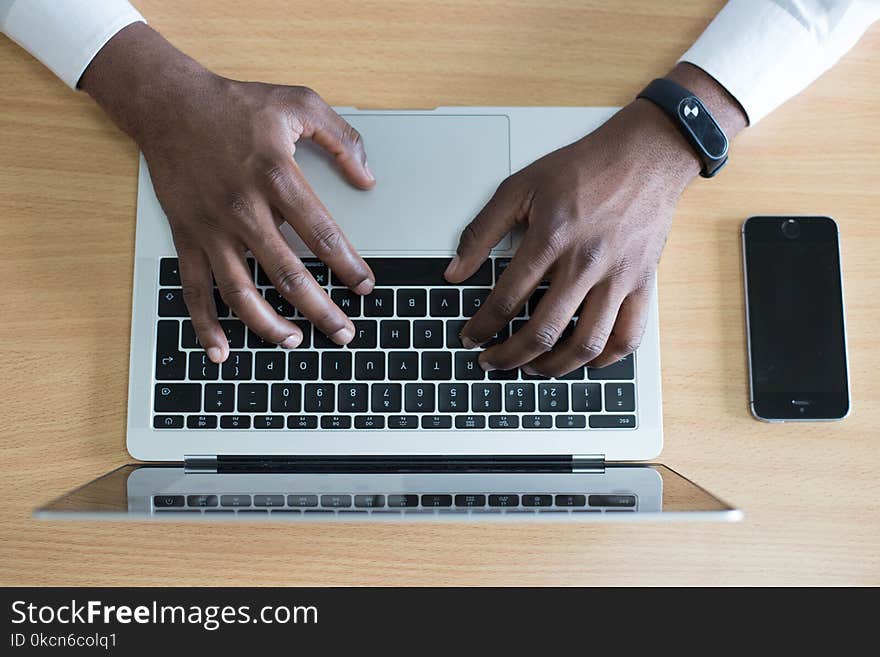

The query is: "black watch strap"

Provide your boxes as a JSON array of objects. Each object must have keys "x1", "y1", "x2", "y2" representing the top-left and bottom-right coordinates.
[{"x1": 637, "y1": 78, "x2": 729, "y2": 178}]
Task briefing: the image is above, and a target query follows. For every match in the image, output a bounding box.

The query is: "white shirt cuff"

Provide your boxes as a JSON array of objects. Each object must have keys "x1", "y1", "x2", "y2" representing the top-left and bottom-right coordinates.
[{"x1": 1, "y1": 0, "x2": 145, "y2": 89}]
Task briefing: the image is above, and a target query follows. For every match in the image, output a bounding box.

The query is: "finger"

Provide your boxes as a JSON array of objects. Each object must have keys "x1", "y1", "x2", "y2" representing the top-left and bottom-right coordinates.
[
  {"x1": 444, "y1": 177, "x2": 528, "y2": 283},
  {"x1": 526, "y1": 281, "x2": 623, "y2": 377},
  {"x1": 210, "y1": 245, "x2": 304, "y2": 348},
  {"x1": 588, "y1": 284, "x2": 651, "y2": 369},
  {"x1": 295, "y1": 91, "x2": 375, "y2": 189},
  {"x1": 478, "y1": 259, "x2": 591, "y2": 372},
  {"x1": 178, "y1": 247, "x2": 228, "y2": 363},
  {"x1": 249, "y1": 228, "x2": 355, "y2": 345},
  {"x1": 265, "y1": 162, "x2": 374, "y2": 294},
  {"x1": 459, "y1": 229, "x2": 553, "y2": 348}
]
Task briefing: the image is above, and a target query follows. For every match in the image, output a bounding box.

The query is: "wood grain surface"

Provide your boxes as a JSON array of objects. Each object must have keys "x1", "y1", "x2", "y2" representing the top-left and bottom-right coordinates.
[{"x1": 0, "y1": 0, "x2": 877, "y2": 586}]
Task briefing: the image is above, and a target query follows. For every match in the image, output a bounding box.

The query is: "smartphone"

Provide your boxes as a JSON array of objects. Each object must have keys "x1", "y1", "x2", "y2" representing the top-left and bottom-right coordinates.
[{"x1": 742, "y1": 216, "x2": 850, "y2": 422}]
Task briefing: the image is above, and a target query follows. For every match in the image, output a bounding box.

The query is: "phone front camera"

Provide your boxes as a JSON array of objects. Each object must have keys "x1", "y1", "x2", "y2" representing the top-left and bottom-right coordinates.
[{"x1": 781, "y1": 219, "x2": 801, "y2": 239}]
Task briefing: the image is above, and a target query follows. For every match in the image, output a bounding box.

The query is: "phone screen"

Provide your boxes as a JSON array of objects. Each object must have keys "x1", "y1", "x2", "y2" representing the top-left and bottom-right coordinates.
[{"x1": 743, "y1": 216, "x2": 849, "y2": 420}]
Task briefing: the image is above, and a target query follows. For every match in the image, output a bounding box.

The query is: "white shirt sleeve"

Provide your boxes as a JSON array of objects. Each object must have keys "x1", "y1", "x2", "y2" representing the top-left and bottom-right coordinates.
[
  {"x1": 0, "y1": 0, "x2": 145, "y2": 89},
  {"x1": 680, "y1": 0, "x2": 880, "y2": 124}
]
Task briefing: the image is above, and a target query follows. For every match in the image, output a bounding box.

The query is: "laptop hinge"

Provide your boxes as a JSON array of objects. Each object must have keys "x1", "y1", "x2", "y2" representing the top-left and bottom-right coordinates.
[{"x1": 184, "y1": 454, "x2": 604, "y2": 474}]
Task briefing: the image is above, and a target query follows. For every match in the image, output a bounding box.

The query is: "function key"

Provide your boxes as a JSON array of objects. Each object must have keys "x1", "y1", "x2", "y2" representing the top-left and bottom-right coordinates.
[
  {"x1": 454, "y1": 494, "x2": 486, "y2": 507},
  {"x1": 589, "y1": 415, "x2": 636, "y2": 429},
  {"x1": 288, "y1": 494, "x2": 318, "y2": 507},
  {"x1": 522, "y1": 494, "x2": 553, "y2": 507},
  {"x1": 220, "y1": 494, "x2": 252, "y2": 507},
  {"x1": 387, "y1": 494, "x2": 419, "y2": 507},
  {"x1": 397, "y1": 289, "x2": 427, "y2": 317},
  {"x1": 187, "y1": 495, "x2": 218, "y2": 507},
  {"x1": 555, "y1": 414, "x2": 586, "y2": 429},
  {"x1": 588, "y1": 354, "x2": 635, "y2": 380},
  {"x1": 555, "y1": 494, "x2": 586, "y2": 507},
  {"x1": 153, "y1": 495, "x2": 185, "y2": 507},
  {"x1": 321, "y1": 494, "x2": 352, "y2": 508},
  {"x1": 421, "y1": 415, "x2": 452, "y2": 429},
  {"x1": 604, "y1": 383, "x2": 635, "y2": 412},
  {"x1": 153, "y1": 415, "x2": 184, "y2": 429},
  {"x1": 387, "y1": 415, "x2": 419, "y2": 429},
  {"x1": 588, "y1": 494, "x2": 636, "y2": 508},
  {"x1": 287, "y1": 415, "x2": 319, "y2": 429},
  {"x1": 421, "y1": 494, "x2": 452, "y2": 507},
  {"x1": 488, "y1": 414, "x2": 519, "y2": 429},
  {"x1": 220, "y1": 415, "x2": 251, "y2": 429},
  {"x1": 522, "y1": 414, "x2": 553, "y2": 429},
  {"x1": 254, "y1": 495, "x2": 285, "y2": 507},
  {"x1": 355, "y1": 494, "x2": 386, "y2": 508},
  {"x1": 159, "y1": 258, "x2": 181, "y2": 285},
  {"x1": 488, "y1": 494, "x2": 519, "y2": 507},
  {"x1": 354, "y1": 415, "x2": 385, "y2": 429},
  {"x1": 158, "y1": 288, "x2": 188, "y2": 317},
  {"x1": 253, "y1": 415, "x2": 284, "y2": 429},
  {"x1": 320, "y1": 415, "x2": 351, "y2": 429},
  {"x1": 187, "y1": 414, "x2": 218, "y2": 429},
  {"x1": 363, "y1": 289, "x2": 394, "y2": 317},
  {"x1": 430, "y1": 289, "x2": 460, "y2": 317},
  {"x1": 454, "y1": 415, "x2": 485, "y2": 429}
]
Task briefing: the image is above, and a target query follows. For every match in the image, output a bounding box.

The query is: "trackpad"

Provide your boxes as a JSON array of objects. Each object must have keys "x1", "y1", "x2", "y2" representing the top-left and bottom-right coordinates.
[{"x1": 288, "y1": 114, "x2": 511, "y2": 254}]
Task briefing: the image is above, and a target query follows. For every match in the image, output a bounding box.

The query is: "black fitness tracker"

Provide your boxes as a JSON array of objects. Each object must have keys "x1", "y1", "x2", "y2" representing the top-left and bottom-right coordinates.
[{"x1": 637, "y1": 78, "x2": 729, "y2": 178}]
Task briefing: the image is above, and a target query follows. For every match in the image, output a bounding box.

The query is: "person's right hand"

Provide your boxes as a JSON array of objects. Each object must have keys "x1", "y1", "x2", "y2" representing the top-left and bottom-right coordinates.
[{"x1": 80, "y1": 23, "x2": 375, "y2": 363}]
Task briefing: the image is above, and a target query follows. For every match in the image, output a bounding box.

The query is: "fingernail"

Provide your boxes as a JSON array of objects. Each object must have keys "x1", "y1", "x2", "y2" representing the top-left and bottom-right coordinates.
[
  {"x1": 521, "y1": 365, "x2": 538, "y2": 375},
  {"x1": 479, "y1": 359, "x2": 496, "y2": 372},
  {"x1": 364, "y1": 161, "x2": 375, "y2": 182},
  {"x1": 329, "y1": 325, "x2": 355, "y2": 345},
  {"x1": 353, "y1": 278, "x2": 374, "y2": 295},
  {"x1": 280, "y1": 334, "x2": 302, "y2": 349},
  {"x1": 460, "y1": 335, "x2": 480, "y2": 349},
  {"x1": 444, "y1": 255, "x2": 461, "y2": 279},
  {"x1": 207, "y1": 347, "x2": 224, "y2": 363}
]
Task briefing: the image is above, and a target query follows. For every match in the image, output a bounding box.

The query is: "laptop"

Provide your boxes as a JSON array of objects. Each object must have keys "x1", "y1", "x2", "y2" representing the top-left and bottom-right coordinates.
[{"x1": 36, "y1": 107, "x2": 740, "y2": 521}]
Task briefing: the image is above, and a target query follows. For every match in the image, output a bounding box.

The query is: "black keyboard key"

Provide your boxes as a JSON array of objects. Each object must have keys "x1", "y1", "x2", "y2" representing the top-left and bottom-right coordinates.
[
  {"x1": 405, "y1": 383, "x2": 435, "y2": 412},
  {"x1": 187, "y1": 494, "x2": 218, "y2": 507},
  {"x1": 204, "y1": 383, "x2": 234, "y2": 412},
  {"x1": 155, "y1": 320, "x2": 185, "y2": 380},
  {"x1": 589, "y1": 414, "x2": 636, "y2": 429},
  {"x1": 555, "y1": 414, "x2": 587, "y2": 428},
  {"x1": 421, "y1": 352, "x2": 452, "y2": 380},
  {"x1": 605, "y1": 382, "x2": 635, "y2": 412},
  {"x1": 180, "y1": 320, "x2": 200, "y2": 348},
  {"x1": 387, "y1": 416, "x2": 418, "y2": 429},
  {"x1": 255, "y1": 351, "x2": 286, "y2": 380},
  {"x1": 354, "y1": 494, "x2": 385, "y2": 507},
  {"x1": 388, "y1": 352, "x2": 418, "y2": 380},
  {"x1": 289, "y1": 352, "x2": 319, "y2": 380},
  {"x1": 455, "y1": 351, "x2": 485, "y2": 380},
  {"x1": 455, "y1": 494, "x2": 486, "y2": 507},
  {"x1": 321, "y1": 494, "x2": 352, "y2": 508},
  {"x1": 396, "y1": 289, "x2": 427, "y2": 317},
  {"x1": 254, "y1": 495, "x2": 285, "y2": 507},
  {"x1": 221, "y1": 351, "x2": 252, "y2": 379},
  {"x1": 247, "y1": 329, "x2": 277, "y2": 349},
  {"x1": 321, "y1": 351, "x2": 352, "y2": 380},
  {"x1": 154, "y1": 415, "x2": 184, "y2": 429},
  {"x1": 288, "y1": 494, "x2": 318, "y2": 507},
  {"x1": 253, "y1": 415, "x2": 285, "y2": 429},
  {"x1": 349, "y1": 320, "x2": 377, "y2": 349},
  {"x1": 555, "y1": 494, "x2": 586, "y2": 507},
  {"x1": 486, "y1": 324, "x2": 510, "y2": 347},
  {"x1": 454, "y1": 415, "x2": 485, "y2": 429},
  {"x1": 363, "y1": 289, "x2": 393, "y2": 316},
  {"x1": 430, "y1": 289, "x2": 459, "y2": 317},
  {"x1": 445, "y1": 319, "x2": 467, "y2": 348},
  {"x1": 538, "y1": 383, "x2": 568, "y2": 412},
  {"x1": 354, "y1": 415, "x2": 385, "y2": 429},
  {"x1": 354, "y1": 352, "x2": 385, "y2": 380},
  {"x1": 372, "y1": 384, "x2": 402, "y2": 412},
  {"x1": 219, "y1": 319, "x2": 245, "y2": 348},
  {"x1": 421, "y1": 494, "x2": 452, "y2": 507},
  {"x1": 187, "y1": 414, "x2": 218, "y2": 429},
  {"x1": 588, "y1": 354, "x2": 635, "y2": 380},
  {"x1": 494, "y1": 258, "x2": 510, "y2": 282},
  {"x1": 488, "y1": 494, "x2": 519, "y2": 507},
  {"x1": 438, "y1": 383, "x2": 469, "y2": 412},
  {"x1": 220, "y1": 414, "x2": 251, "y2": 429},
  {"x1": 288, "y1": 415, "x2": 318, "y2": 429},
  {"x1": 380, "y1": 320, "x2": 410, "y2": 348},
  {"x1": 421, "y1": 415, "x2": 452, "y2": 429},
  {"x1": 292, "y1": 320, "x2": 311, "y2": 348},
  {"x1": 154, "y1": 494, "x2": 185, "y2": 507},
  {"x1": 159, "y1": 258, "x2": 181, "y2": 286},
  {"x1": 256, "y1": 263, "x2": 272, "y2": 286},
  {"x1": 304, "y1": 383, "x2": 334, "y2": 413},
  {"x1": 212, "y1": 289, "x2": 230, "y2": 317},
  {"x1": 264, "y1": 289, "x2": 296, "y2": 318},
  {"x1": 557, "y1": 365, "x2": 585, "y2": 380},
  {"x1": 331, "y1": 288, "x2": 361, "y2": 317},
  {"x1": 572, "y1": 383, "x2": 602, "y2": 411},
  {"x1": 220, "y1": 494, "x2": 252, "y2": 507},
  {"x1": 522, "y1": 494, "x2": 553, "y2": 507},
  {"x1": 387, "y1": 494, "x2": 419, "y2": 507},
  {"x1": 313, "y1": 328, "x2": 344, "y2": 349},
  {"x1": 158, "y1": 288, "x2": 188, "y2": 317},
  {"x1": 522, "y1": 414, "x2": 553, "y2": 428},
  {"x1": 488, "y1": 414, "x2": 519, "y2": 429},
  {"x1": 321, "y1": 415, "x2": 352, "y2": 429},
  {"x1": 339, "y1": 258, "x2": 491, "y2": 286},
  {"x1": 505, "y1": 383, "x2": 535, "y2": 412},
  {"x1": 413, "y1": 320, "x2": 444, "y2": 348},
  {"x1": 237, "y1": 383, "x2": 268, "y2": 412},
  {"x1": 472, "y1": 383, "x2": 502, "y2": 412},
  {"x1": 589, "y1": 494, "x2": 636, "y2": 508},
  {"x1": 271, "y1": 383, "x2": 301, "y2": 413},
  {"x1": 338, "y1": 384, "x2": 369, "y2": 412},
  {"x1": 303, "y1": 259, "x2": 329, "y2": 286},
  {"x1": 462, "y1": 289, "x2": 491, "y2": 317},
  {"x1": 488, "y1": 366, "x2": 518, "y2": 380},
  {"x1": 154, "y1": 383, "x2": 200, "y2": 412},
  {"x1": 187, "y1": 352, "x2": 218, "y2": 380}
]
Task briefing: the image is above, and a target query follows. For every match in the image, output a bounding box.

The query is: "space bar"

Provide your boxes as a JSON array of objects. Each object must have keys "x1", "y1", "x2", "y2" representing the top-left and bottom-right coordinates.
[{"x1": 331, "y1": 258, "x2": 493, "y2": 286}]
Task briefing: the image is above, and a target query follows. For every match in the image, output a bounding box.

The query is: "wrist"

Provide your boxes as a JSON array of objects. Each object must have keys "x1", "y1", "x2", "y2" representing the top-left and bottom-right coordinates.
[{"x1": 79, "y1": 23, "x2": 218, "y2": 145}]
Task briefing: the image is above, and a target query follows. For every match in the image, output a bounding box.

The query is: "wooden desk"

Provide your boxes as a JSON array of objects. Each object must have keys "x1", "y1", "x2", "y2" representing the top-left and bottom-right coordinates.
[{"x1": 1, "y1": 0, "x2": 877, "y2": 586}]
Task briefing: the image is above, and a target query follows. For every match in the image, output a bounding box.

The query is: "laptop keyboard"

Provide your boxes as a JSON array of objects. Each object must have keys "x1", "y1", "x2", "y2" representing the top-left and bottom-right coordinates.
[{"x1": 153, "y1": 257, "x2": 637, "y2": 430}]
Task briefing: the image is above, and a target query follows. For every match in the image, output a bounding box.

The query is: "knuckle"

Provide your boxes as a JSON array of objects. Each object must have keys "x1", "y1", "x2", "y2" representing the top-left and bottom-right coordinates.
[
  {"x1": 261, "y1": 163, "x2": 292, "y2": 198},
  {"x1": 485, "y1": 294, "x2": 521, "y2": 323},
  {"x1": 573, "y1": 243, "x2": 605, "y2": 270},
  {"x1": 341, "y1": 123, "x2": 364, "y2": 153},
  {"x1": 273, "y1": 264, "x2": 311, "y2": 298},
  {"x1": 217, "y1": 284, "x2": 253, "y2": 309},
  {"x1": 309, "y1": 222, "x2": 343, "y2": 258},
  {"x1": 525, "y1": 324, "x2": 562, "y2": 353},
  {"x1": 610, "y1": 333, "x2": 643, "y2": 356},
  {"x1": 572, "y1": 340, "x2": 605, "y2": 363},
  {"x1": 224, "y1": 191, "x2": 253, "y2": 220},
  {"x1": 290, "y1": 85, "x2": 321, "y2": 109},
  {"x1": 180, "y1": 284, "x2": 207, "y2": 308}
]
